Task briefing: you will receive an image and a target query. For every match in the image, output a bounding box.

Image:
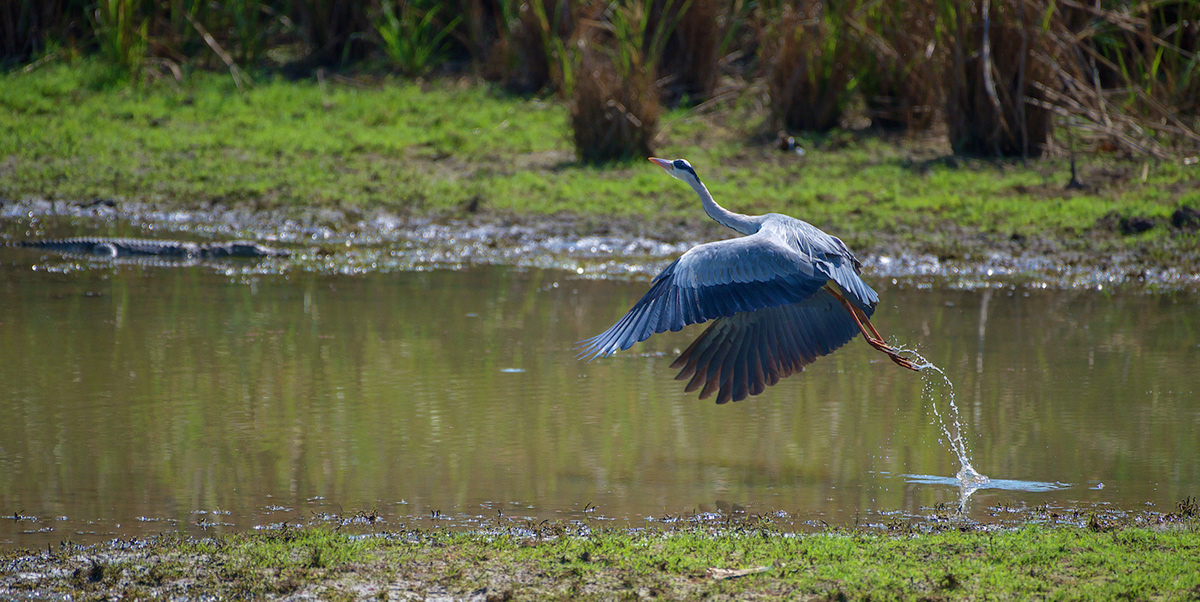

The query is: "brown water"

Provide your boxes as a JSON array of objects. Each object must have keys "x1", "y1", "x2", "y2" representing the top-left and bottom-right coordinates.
[{"x1": 1, "y1": 252, "x2": 1198, "y2": 549}]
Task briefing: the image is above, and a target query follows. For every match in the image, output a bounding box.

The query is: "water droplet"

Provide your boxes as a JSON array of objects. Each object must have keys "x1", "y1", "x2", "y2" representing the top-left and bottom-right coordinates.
[{"x1": 901, "y1": 345, "x2": 988, "y2": 484}]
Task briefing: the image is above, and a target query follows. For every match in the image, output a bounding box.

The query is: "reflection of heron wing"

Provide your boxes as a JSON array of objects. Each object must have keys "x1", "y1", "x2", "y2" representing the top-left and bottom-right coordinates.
[
  {"x1": 576, "y1": 219, "x2": 876, "y2": 361},
  {"x1": 670, "y1": 289, "x2": 860, "y2": 404}
]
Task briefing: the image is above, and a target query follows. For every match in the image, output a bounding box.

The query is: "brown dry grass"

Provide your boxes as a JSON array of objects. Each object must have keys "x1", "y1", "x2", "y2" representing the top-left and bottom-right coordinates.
[
  {"x1": 490, "y1": 0, "x2": 581, "y2": 95},
  {"x1": 1031, "y1": 0, "x2": 1200, "y2": 158},
  {"x1": 765, "y1": 0, "x2": 855, "y2": 133},
  {"x1": 571, "y1": 44, "x2": 660, "y2": 163},
  {"x1": 943, "y1": 0, "x2": 1052, "y2": 157},
  {"x1": 851, "y1": 0, "x2": 940, "y2": 131},
  {"x1": 658, "y1": 0, "x2": 724, "y2": 105}
]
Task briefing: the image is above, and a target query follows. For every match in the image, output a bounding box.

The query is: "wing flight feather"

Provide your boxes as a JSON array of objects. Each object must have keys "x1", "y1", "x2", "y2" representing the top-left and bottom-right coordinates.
[
  {"x1": 668, "y1": 289, "x2": 860, "y2": 404},
  {"x1": 577, "y1": 227, "x2": 830, "y2": 360}
]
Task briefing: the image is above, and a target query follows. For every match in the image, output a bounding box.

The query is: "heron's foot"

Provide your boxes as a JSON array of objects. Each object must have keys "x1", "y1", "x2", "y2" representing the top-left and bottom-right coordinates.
[
  {"x1": 867, "y1": 337, "x2": 921, "y2": 371},
  {"x1": 887, "y1": 350, "x2": 920, "y2": 371},
  {"x1": 827, "y1": 287, "x2": 924, "y2": 372}
]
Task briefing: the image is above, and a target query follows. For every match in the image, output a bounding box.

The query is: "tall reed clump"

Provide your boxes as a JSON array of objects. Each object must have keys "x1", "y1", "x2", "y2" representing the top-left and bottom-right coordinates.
[
  {"x1": 1034, "y1": 0, "x2": 1200, "y2": 157},
  {"x1": 1, "y1": 0, "x2": 80, "y2": 66},
  {"x1": 284, "y1": 0, "x2": 372, "y2": 72},
  {"x1": 374, "y1": 0, "x2": 461, "y2": 77},
  {"x1": 765, "y1": 0, "x2": 856, "y2": 133},
  {"x1": 487, "y1": 0, "x2": 581, "y2": 95},
  {"x1": 89, "y1": 0, "x2": 150, "y2": 78},
  {"x1": 571, "y1": 0, "x2": 682, "y2": 163},
  {"x1": 658, "y1": 0, "x2": 725, "y2": 105},
  {"x1": 941, "y1": 0, "x2": 1052, "y2": 157},
  {"x1": 851, "y1": 0, "x2": 940, "y2": 131}
]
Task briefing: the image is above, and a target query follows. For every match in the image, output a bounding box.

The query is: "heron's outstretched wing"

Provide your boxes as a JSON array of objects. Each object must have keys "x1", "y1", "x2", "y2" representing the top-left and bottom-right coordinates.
[
  {"x1": 576, "y1": 227, "x2": 830, "y2": 361},
  {"x1": 670, "y1": 288, "x2": 860, "y2": 404},
  {"x1": 782, "y1": 218, "x2": 879, "y2": 315},
  {"x1": 576, "y1": 219, "x2": 878, "y2": 361}
]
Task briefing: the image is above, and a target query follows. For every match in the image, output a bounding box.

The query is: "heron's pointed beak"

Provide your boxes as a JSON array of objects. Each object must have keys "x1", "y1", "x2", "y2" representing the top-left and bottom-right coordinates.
[{"x1": 648, "y1": 157, "x2": 672, "y2": 170}]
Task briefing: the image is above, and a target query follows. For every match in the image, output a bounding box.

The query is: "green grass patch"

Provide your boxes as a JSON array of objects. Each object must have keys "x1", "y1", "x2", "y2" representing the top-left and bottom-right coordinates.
[
  {"x1": 3, "y1": 521, "x2": 1199, "y2": 600},
  {"x1": 2, "y1": 60, "x2": 1198, "y2": 248}
]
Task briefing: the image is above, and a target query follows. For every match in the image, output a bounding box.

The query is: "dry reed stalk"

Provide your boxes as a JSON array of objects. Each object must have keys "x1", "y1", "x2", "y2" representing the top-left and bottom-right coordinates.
[
  {"x1": 765, "y1": 0, "x2": 854, "y2": 133},
  {"x1": 850, "y1": 0, "x2": 940, "y2": 131},
  {"x1": 658, "y1": 0, "x2": 724, "y2": 105},
  {"x1": 490, "y1": 0, "x2": 581, "y2": 95},
  {"x1": 570, "y1": 1, "x2": 662, "y2": 163},
  {"x1": 1033, "y1": 0, "x2": 1199, "y2": 157},
  {"x1": 185, "y1": 11, "x2": 248, "y2": 90},
  {"x1": 943, "y1": 0, "x2": 1051, "y2": 157}
]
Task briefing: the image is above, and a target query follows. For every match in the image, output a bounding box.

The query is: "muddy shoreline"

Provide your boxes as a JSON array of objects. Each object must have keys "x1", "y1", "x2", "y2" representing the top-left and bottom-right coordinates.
[
  {"x1": 3, "y1": 516, "x2": 1198, "y2": 601},
  {"x1": 4, "y1": 197, "x2": 1198, "y2": 291}
]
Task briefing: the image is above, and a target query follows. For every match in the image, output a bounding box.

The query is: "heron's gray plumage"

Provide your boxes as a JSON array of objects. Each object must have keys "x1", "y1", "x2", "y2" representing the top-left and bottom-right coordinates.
[
  {"x1": 578, "y1": 157, "x2": 898, "y2": 402},
  {"x1": 669, "y1": 289, "x2": 859, "y2": 404},
  {"x1": 576, "y1": 218, "x2": 875, "y2": 363}
]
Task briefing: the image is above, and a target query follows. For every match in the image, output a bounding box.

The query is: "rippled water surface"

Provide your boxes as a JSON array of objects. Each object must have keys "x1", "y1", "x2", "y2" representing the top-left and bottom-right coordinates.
[{"x1": 1, "y1": 249, "x2": 1198, "y2": 549}]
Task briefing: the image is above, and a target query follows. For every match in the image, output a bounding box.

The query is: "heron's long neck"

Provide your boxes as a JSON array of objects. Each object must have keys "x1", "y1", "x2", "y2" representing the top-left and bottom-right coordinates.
[{"x1": 690, "y1": 178, "x2": 761, "y2": 235}]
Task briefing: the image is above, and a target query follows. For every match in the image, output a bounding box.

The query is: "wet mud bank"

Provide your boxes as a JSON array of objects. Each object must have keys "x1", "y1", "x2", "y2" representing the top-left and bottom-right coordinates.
[
  {"x1": 2, "y1": 515, "x2": 1198, "y2": 601},
  {"x1": 3, "y1": 197, "x2": 1198, "y2": 291}
]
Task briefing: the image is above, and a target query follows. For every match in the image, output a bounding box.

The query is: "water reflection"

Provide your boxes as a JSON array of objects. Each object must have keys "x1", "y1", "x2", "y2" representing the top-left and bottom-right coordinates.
[{"x1": 0, "y1": 254, "x2": 1197, "y2": 549}]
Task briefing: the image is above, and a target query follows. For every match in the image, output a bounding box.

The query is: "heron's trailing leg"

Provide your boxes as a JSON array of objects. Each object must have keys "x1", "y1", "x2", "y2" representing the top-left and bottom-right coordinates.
[{"x1": 825, "y1": 285, "x2": 920, "y2": 371}]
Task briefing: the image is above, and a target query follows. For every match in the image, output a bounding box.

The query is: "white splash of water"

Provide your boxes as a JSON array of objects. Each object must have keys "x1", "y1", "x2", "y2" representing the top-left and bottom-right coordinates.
[{"x1": 894, "y1": 347, "x2": 990, "y2": 487}]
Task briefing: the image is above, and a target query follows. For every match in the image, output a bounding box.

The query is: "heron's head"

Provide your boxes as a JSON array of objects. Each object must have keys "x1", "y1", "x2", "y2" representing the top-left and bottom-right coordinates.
[{"x1": 649, "y1": 157, "x2": 700, "y2": 184}]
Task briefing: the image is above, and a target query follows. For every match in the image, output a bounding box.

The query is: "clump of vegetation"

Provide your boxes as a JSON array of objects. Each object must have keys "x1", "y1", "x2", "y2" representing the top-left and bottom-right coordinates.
[
  {"x1": 764, "y1": 0, "x2": 855, "y2": 133},
  {"x1": 851, "y1": 0, "x2": 939, "y2": 131},
  {"x1": 571, "y1": 48, "x2": 660, "y2": 163},
  {"x1": 570, "y1": 0, "x2": 680, "y2": 163},
  {"x1": 88, "y1": 0, "x2": 150, "y2": 80},
  {"x1": 1036, "y1": 0, "x2": 1200, "y2": 158},
  {"x1": 2, "y1": 0, "x2": 1199, "y2": 160},
  {"x1": 373, "y1": 0, "x2": 461, "y2": 77},
  {"x1": 941, "y1": 0, "x2": 1052, "y2": 157}
]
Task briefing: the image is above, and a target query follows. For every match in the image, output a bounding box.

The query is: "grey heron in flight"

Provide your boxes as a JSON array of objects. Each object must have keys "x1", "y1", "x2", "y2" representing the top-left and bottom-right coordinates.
[{"x1": 577, "y1": 157, "x2": 919, "y2": 404}]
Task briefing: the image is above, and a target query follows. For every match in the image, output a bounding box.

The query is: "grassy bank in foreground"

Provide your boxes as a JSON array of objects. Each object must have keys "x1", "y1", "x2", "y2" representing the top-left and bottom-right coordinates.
[
  {"x1": 3, "y1": 522, "x2": 1199, "y2": 600},
  {"x1": 2, "y1": 63, "x2": 1199, "y2": 255}
]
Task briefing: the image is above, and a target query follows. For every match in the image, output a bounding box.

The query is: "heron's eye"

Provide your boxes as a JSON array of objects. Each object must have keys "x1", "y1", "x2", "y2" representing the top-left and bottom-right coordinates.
[{"x1": 673, "y1": 160, "x2": 697, "y2": 178}]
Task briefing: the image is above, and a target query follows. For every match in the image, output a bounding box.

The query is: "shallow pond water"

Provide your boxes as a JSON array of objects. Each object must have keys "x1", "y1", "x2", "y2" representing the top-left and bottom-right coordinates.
[{"x1": 0, "y1": 248, "x2": 1198, "y2": 549}]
